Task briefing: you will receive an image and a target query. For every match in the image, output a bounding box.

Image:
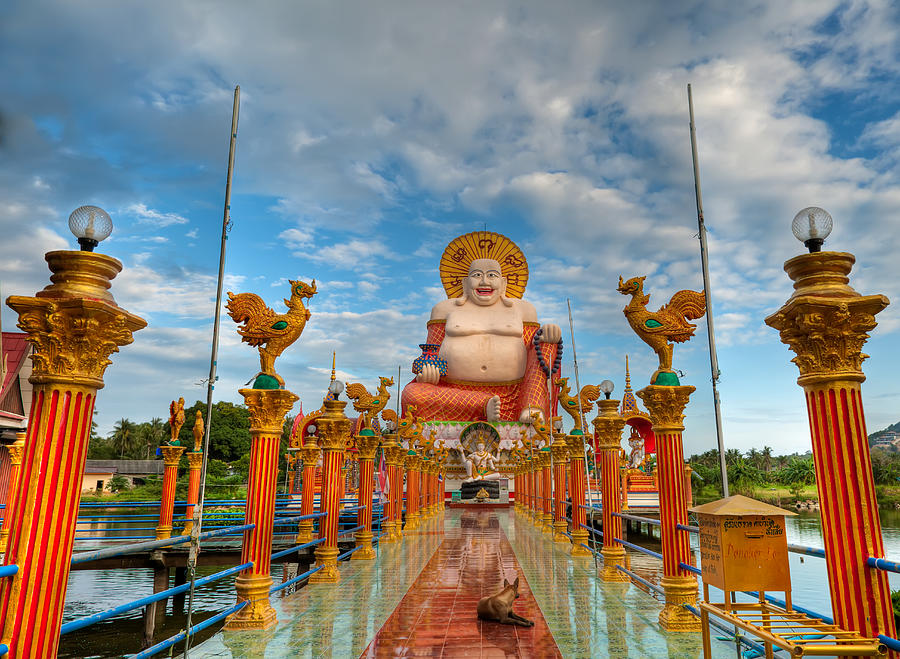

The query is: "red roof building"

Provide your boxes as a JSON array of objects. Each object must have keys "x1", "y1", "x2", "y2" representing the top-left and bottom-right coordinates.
[{"x1": 1, "y1": 331, "x2": 33, "y2": 441}]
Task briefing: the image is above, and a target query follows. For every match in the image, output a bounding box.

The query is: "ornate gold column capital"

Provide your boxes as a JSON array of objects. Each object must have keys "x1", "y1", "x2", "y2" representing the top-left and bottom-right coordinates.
[
  {"x1": 592, "y1": 398, "x2": 626, "y2": 450},
  {"x1": 239, "y1": 388, "x2": 299, "y2": 433},
  {"x1": 161, "y1": 445, "x2": 186, "y2": 466},
  {"x1": 7, "y1": 436, "x2": 25, "y2": 465},
  {"x1": 385, "y1": 445, "x2": 406, "y2": 466},
  {"x1": 636, "y1": 385, "x2": 695, "y2": 433},
  {"x1": 764, "y1": 252, "x2": 889, "y2": 385},
  {"x1": 404, "y1": 450, "x2": 420, "y2": 469},
  {"x1": 550, "y1": 438, "x2": 569, "y2": 463},
  {"x1": 186, "y1": 451, "x2": 203, "y2": 468},
  {"x1": 315, "y1": 398, "x2": 351, "y2": 450},
  {"x1": 299, "y1": 445, "x2": 320, "y2": 465},
  {"x1": 566, "y1": 433, "x2": 585, "y2": 459},
  {"x1": 354, "y1": 433, "x2": 380, "y2": 459}
]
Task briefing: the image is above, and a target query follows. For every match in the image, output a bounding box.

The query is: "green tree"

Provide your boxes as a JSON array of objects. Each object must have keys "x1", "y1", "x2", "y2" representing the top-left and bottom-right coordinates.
[
  {"x1": 775, "y1": 458, "x2": 816, "y2": 487},
  {"x1": 109, "y1": 418, "x2": 140, "y2": 459},
  {"x1": 727, "y1": 458, "x2": 766, "y2": 495},
  {"x1": 106, "y1": 474, "x2": 131, "y2": 493},
  {"x1": 172, "y1": 400, "x2": 251, "y2": 461}
]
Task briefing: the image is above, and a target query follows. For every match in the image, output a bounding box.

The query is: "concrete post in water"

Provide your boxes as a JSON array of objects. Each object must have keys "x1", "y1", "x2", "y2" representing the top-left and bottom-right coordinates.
[
  {"x1": 296, "y1": 443, "x2": 320, "y2": 543},
  {"x1": 156, "y1": 445, "x2": 185, "y2": 540},
  {"x1": 309, "y1": 397, "x2": 351, "y2": 584},
  {"x1": 404, "y1": 451, "x2": 420, "y2": 531},
  {"x1": 352, "y1": 431, "x2": 379, "y2": 559},
  {"x1": 592, "y1": 398, "x2": 629, "y2": 582},
  {"x1": 225, "y1": 387, "x2": 297, "y2": 629},
  {"x1": 551, "y1": 432, "x2": 570, "y2": 542},
  {"x1": 0, "y1": 434, "x2": 25, "y2": 554},
  {"x1": 766, "y1": 247, "x2": 896, "y2": 644},
  {"x1": 567, "y1": 431, "x2": 591, "y2": 556},
  {"x1": 0, "y1": 247, "x2": 146, "y2": 657},
  {"x1": 637, "y1": 385, "x2": 699, "y2": 631}
]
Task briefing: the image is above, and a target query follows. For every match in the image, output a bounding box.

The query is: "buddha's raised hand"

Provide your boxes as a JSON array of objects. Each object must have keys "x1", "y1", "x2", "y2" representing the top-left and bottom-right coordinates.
[{"x1": 416, "y1": 362, "x2": 441, "y2": 384}]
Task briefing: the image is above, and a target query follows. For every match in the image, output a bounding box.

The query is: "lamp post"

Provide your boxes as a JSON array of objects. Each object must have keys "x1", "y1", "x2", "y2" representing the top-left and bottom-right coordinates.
[
  {"x1": 0, "y1": 207, "x2": 146, "y2": 656},
  {"x1": 765, "y1": 207, "x2": 896, "y2": 644},
  {"x1": 592, "y1": 381, "x2": 629, "y2": 582}
]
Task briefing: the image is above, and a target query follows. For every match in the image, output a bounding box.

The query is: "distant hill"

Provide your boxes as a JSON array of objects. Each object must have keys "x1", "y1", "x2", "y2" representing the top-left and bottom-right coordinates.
[{"x1": 869, "y1": 421, "x2": 900, "y2": 445}]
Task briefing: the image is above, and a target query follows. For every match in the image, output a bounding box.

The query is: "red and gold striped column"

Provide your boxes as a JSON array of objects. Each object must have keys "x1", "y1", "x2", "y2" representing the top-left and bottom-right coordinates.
[
  {"x1": 296, "y1": 443, "x2": 320, "y2": 543},
  {"x1": 420, "y1": 457, "x2": 433, "y2": 520},
  {"x1": 352, "y1": 431, "x2": 379, "y2": 560},
  {"x1": 567, "y1": 432, "x2": 591, "y2": 557},
  {"x1": 0, "y1": 435, "x2": 25, "y2": 554},
  {"x1": 156, "y1": 445, "x2": 185, "y2": 539},
  {"x1": 551, "y1": 434, "x2": 569, "y2": 542},
  {"x1": 0, "y1": 249, "x2": 145, "y2": 657},
  {"x1": 766, "y1": 250, "x2": 897, "y2": 645},
  {"x1": 183, "y1": 451, "x2": 203, "y2": 535},
  {"x1": 540, "y1": 449, "x2": 553, "y2": 533},
  {"x1": 592, "y1": 398, "x2": 629, "y2": 582},
  {"x1": 386, "y1": 445, "x2": 405, "y2": 539},
  {"x1": 225, "y1": 388, "x2": 297, "y2": 629},
  {"x1": 637, "y1": 385, "x2": 698, "y2": 631},
  {"x1": 309, "y1": 398, "x2": 351, "y2": 584},
  {"x1": 403, "y1": 451, "x2": 420, "y2": 531}
]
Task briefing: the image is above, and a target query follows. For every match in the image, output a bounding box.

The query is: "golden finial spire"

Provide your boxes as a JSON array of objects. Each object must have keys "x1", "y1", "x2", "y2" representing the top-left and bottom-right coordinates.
[
  {"x1": 330, "y1": 351, "x2": 336, "y2": 382},
  {"x1": 624, "y1": 354, "x2": 632, "y2": 393}
]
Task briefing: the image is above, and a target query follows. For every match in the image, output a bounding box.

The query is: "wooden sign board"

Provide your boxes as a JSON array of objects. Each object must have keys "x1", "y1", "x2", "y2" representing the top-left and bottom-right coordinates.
[{"x1": 697, "y1": 513, "x2": 790, "y2": 593}]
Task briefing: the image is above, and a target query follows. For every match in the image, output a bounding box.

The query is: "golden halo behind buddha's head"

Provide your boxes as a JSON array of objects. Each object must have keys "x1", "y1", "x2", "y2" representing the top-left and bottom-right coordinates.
[{"x1": 439, "y1": 231, "x2": 528, "y2": 299}]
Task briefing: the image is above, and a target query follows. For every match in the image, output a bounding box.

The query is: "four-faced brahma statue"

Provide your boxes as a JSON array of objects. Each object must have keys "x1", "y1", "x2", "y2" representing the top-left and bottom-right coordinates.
[{"x1": 401, "y1": 231, "x2": 562, "y2": 424}]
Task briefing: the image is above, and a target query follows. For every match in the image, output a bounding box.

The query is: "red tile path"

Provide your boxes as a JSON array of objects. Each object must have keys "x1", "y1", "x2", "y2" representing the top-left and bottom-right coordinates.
[{"x1": 361, "y1": 509, "x2": 561, "y2": 658}]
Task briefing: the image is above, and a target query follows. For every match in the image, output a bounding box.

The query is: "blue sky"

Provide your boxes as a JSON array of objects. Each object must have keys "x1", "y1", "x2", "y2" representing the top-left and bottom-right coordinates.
[{"x1": 1, "y1": 1, "x2": 898, "y2": 456}]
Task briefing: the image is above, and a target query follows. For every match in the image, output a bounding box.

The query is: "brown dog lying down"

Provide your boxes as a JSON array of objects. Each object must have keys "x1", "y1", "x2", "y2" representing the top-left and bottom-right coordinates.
[{"x1": 476, "y1": 577, "x2": 535, "y2": 627}]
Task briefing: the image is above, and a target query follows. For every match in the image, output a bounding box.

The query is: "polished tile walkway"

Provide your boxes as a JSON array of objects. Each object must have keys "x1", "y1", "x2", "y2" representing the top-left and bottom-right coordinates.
[
  {"x1": 362, "y1": 510, "x2": 561, "y2": 657},
  {"x1": 189, "y1": 508, "x2": 736, "y2": 658}
]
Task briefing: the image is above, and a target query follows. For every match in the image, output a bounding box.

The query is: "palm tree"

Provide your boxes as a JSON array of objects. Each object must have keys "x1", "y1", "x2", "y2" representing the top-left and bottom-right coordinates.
[
  {"x1": 110, "y1": 418, "x2": 138, "y2": 459},
  {"x1": 761, "y1": 446, "x2": 773, "y2": 473},
  {"x1": 140, "y1": 417, "x2": 167, "y2": 458}
]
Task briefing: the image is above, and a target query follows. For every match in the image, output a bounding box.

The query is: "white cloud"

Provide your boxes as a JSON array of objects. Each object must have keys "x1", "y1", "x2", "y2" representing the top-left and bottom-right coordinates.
[{"x1": 124, "y1": 203, "x2": 189, "y2": 227}]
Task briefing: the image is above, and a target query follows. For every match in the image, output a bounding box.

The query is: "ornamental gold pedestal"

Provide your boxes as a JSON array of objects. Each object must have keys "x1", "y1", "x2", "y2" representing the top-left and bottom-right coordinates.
[
  {"x1": 296, "y1": 444, "x2": 320, "y2": 543},
  {"x1": 156, "y1": 445, "x2": 186, "y2": 540},
  {"x1": 309, "y1": 399, "x2": 352, "y2": 585},
  {"x1": 765, "y1": 250, "x2": 897, "y2": 645},
  {"x1": 637, "y1": 385, "x2": 699, "y2": 631},
  {"x1": 567, "y1": 432, "x2": 591, "y2": 557},
  {"x1": 0, "y1": 250, "x2": 146, "y2": 657},
  {"x1": 225, "y1": 388, "x2": 298, "y2": 630},
  {"x1": 352, "y1": 432, "x2": 379, "y2": 560},
  {"x1": 551, "y1": 436, "x2": 570, "y2": 543},
  {"x1": 592, "y1": 398, "x2": 629, "y2": 582},
  {"x1": 0, "y1": 435, "x2": 25, "y2": 554}
]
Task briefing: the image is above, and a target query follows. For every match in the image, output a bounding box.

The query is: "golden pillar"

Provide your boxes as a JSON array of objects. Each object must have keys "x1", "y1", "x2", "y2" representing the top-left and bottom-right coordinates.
[
  {"x1": 352, "y1": 432, "x2": 379, "y2": 560},
  {"x1": 156, "y1": 445, "x2": 186, "y2": 539},
  {"x1": 0, "y1": 435, "x2": 26, "y2": 553},
  {"x1": 766, "y1": 249, "x2": 897, "y2": 643},
  {"x1": 592, "y1": 398, "x2": 629, "y2": 582},
  {"x1": 567, "y1": 432, "x2": 591, "y2": 557},
  {"x1": 225, "y1": 388, "x2": 297, "y2": 629},
  {"x1": 309, "y1": 398, "x2": 351, "y2": 584},
  {"x1": 540, "y1": 449, "x2": 553, "y2": 533},
  {"x1": 403, "y1": 452, "x2": 421, "y2": 531},
  {"x1": 381, "y1": 444, "x2": 405, "y2": 540},
  {"x1": 550, "y1": 434, "x2": 570, "y2": 543},
  {"x1": 637, "y1": 385, "x2": 699, "y2": 631},
  {"x1": 183, "y1": 451, "x2": 203, "y2": 535},
  {"x1": 296, "y1": 443, "x2": 320, "y2": 543},
  {"x1": 0, "y1": 249, "x2": 146, "y2": 657}
]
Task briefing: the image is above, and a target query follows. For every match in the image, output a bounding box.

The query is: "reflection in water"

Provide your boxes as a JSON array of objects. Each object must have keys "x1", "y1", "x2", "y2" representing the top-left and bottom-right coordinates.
[{"x1": 605, "y1": 582, "x2": 630, "y2": 657}]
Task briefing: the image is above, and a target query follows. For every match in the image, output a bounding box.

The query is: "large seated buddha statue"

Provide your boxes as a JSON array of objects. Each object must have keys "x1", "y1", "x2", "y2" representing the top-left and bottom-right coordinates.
[{"x1": 402, "y1": 231, "x2": 562, "y2": 423}]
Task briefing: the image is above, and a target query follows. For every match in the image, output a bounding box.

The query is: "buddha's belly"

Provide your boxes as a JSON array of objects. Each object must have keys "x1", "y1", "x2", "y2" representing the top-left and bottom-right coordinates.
[{"x1": 440, "y1": 334, "x2": 526, "y2": 383}]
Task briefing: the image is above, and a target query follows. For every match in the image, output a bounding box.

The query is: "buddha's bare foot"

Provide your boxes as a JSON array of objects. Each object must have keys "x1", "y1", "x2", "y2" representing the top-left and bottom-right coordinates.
[
  {"x1": 518, "y1": 407, "x2": 544, "y2": 424},
  {"x1": 486, "y1": 396, "x2": 501, "y2": 422}
]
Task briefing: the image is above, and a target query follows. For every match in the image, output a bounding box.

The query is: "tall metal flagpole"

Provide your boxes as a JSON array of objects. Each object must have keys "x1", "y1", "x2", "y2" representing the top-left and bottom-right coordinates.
[
  {"x1": 687, "y1": 83, "x2": 729, "y2": 498},
  {"x1": 184, "y1": 85, "x2": 241, "y2": 656},
  {"x1": 567, "y1": 299, "x2": 599, "y2": 566}
]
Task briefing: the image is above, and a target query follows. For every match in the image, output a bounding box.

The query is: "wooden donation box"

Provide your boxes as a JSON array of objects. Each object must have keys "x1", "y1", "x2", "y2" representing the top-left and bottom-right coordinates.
[
  {"x1": 691, "y1": 494, "x2": 794, "y2": 598},
  {"x1": 690, "y1": 496, "x2": 886, "y2": 658}
]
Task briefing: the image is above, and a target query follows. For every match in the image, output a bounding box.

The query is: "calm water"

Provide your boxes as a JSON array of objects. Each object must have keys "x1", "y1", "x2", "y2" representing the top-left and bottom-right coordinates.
[{"x1": 58, "y1": 508, "x2": 900, "y2": 657}]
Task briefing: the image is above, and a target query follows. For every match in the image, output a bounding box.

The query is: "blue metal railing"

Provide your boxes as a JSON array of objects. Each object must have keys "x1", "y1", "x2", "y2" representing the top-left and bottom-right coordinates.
[{"x1": 129, "y1": 600, "x2": 248, "y2": 659}]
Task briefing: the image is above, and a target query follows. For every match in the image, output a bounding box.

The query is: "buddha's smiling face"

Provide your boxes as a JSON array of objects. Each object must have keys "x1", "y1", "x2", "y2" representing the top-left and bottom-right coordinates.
[{"x1": 464, "y1": 259, "x2": 505, "y2": 306}]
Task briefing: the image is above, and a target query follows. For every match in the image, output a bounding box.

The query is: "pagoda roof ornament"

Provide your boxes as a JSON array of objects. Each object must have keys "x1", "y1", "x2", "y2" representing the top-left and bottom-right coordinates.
[{"x1": 619, "y1": 355, "x2": 650, "y2": 422}]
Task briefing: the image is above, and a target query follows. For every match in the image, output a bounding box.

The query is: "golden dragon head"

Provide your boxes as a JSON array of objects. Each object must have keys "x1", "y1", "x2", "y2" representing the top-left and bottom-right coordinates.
[
  {"x1": 285, "y1": 279, "x2": 317, "y2": 308},
  {"x1": 617, "y1": 275, "x2": 646, "y2": 296}
]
